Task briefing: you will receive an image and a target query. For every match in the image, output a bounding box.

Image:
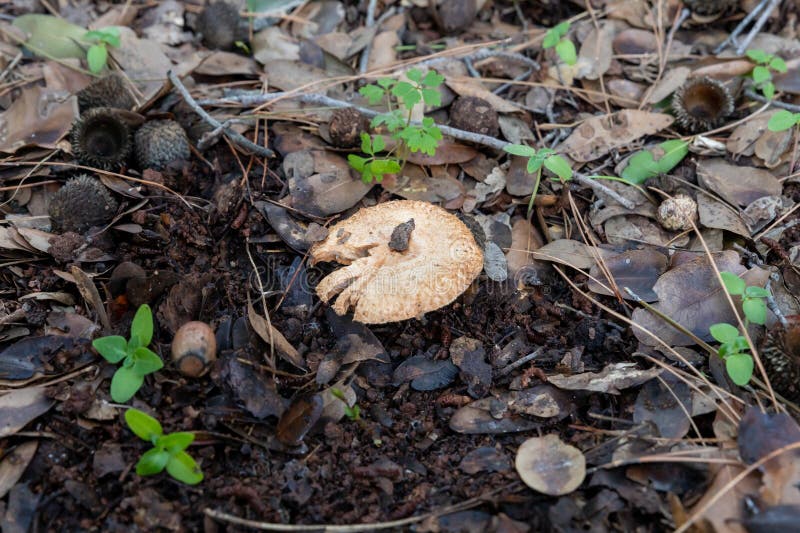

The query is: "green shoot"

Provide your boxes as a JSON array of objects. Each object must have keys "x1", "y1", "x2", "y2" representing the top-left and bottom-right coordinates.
[
  {"x1": 543, "y1": 21, "x2": 577, "y2": 66},
  {"x1": 746, "y1": 48, "x2": 787, "y2": 101},
  {"x1": 767, "y1": 109, "x2": 800, "y2": 132},
  {"x1": 331, "y1": 387, "x2": 361, "y2": 421},
  {"x1": 92, "y1": 304, "x2": 163, "y2": 403},
  {"x1": 503, "y1": 143, "x2": 573, "y2": 216},
  {"x1": 620, "y1": 140, "x2": 689, "y2": 184},
  {"x1": 83, "y1": 27, "x2": 120, "y2": 74},
  {"x1": 124, "y1": 408, "x2": 203, "y2": 485},
  {"x1": 709, "y1": 271, "x2": 771, "y2": 386},
  {"x1": 349, "y1": 68, "x2": 444, "y2": 183}
]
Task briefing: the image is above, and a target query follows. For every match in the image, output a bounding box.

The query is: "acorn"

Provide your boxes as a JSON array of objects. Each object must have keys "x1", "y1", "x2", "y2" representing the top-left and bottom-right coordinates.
[
  {"x1": 328, "y1": 107, "x2": 369, "y2": 148},
  {"x1": 134, "y1": 120, "x2": 191, "y2": 170},
  {"x1": 196, "y1": 2, "x2": 244, "y2": 51},
  {"x1": 71, "y1": 107, "x2": 132, "y2": 170},
  {"x1": 77, "y1": 73, "x2": 136, "y2": 113},
  {"x1": 656, "y1": 194, "x2": 697, "y2": 232},
  {"x1": 171, "y1": 321, "x2": 217, "y2": 378},
  {"x1": 672, "y1": 77, "x2": 734, "y2": 133},
  {"x1": 450, "y1": 96, "x2": 499, "y2": 137},
  {"x1": 49, "y1": 175, "x2": 118, "y2": 233},
  {"x1": 760, "y1": 316, "x2": 800, "y2": 403}
]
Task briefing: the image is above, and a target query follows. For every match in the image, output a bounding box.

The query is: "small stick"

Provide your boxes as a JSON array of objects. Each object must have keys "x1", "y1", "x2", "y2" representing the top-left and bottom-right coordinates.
[
  {"x1": 167, "y1": 70, "x2": 274, "y2": 158},
  {"x1": 573, "y1": 173, "x2": 637, "y2": 210},
  {"x1": 745, "y1": 89, "x2": 800, "y2": 112}
]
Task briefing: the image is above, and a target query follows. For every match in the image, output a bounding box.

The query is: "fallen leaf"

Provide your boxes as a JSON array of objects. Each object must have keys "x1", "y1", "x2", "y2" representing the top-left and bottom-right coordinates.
[
  {"x1": 0, "y1": 387, "x2": 53, "y2": 438},
  {"x1": 247, "y1": 299, "x2": 306, "y2": 369},
  {"x1": 276, "y1": 394, "x2": 323, "y2": 447},
  {"x1": 0, "y1": 86, "x2": 76, "y2": 154},
  {"x1": 393, "y1": 355, "x2": 458, "y2": 391},
  {"x1": 547, "y1": 362, "x2": 662, "y2": 394},
  {"x1": 696, "y1": 159, "x2": 782, "y2": 207},
  {"x1": 0, "y1": 441, "x2": 37, "y2": 499},
  {"x1": 515, "y1": 434, "x2": 586, "y2": 496},
  {"x1": 588, "y1": 248, "x2": 668, "y2": 302},
  {"x1": 697, "y1": 193, "x2": 751, "y2": 238},
  {"x1": 530, "y1": 239, "x2": 612, "y2": 270}
]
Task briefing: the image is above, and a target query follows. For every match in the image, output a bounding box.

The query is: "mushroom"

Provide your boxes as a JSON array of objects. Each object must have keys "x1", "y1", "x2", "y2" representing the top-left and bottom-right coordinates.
[
  {"x1": 171, "y1": 321, "x2": 217, "y2": 377},
  {"x1": 309, "y1": 200, "x2": 484, "y2": 324}
]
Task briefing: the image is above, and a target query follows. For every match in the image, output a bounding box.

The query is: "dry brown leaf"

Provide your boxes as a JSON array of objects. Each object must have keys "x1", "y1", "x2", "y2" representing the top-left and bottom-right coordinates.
[
  {"x1": 687, "y1": 464, "x2": 758, "y2": 533},
  {"x1": 605, "y1": 215, "x2": 689, "y2": 248},
  {"x1": 588, "y1": 248, "x2": 668, "y2": 301},
  {"x1": 445, "y1": 76, "x2": 521, "y2": 113},
  {"x1": 0, "y1": 387, "x2": 52, "y2": 438},
  {"x1": 646, "y1": 67, "x2": 690, "y2": 103},
  {"x1": 505, "y1": 218, "x2": 545, "y2": 279},
  {"x1": 530, "y1": 239, "x2": 612, "y2": 270},
  {"x1": 247, "y1": 299, "x2": 305, "y2": 369},
  {"x1": 696, "y1": 159, "x2": 782, "y2": 207},
  {"x1": 515, "y1": 434, "x2": 586, "y2": 496},
  {"x1": 367, "y1": 30, "x2": 398, "y2": 71},
  {"x1": 548, "y1": 363, "x2": 662, "y2": 394},
  {"x1": 70, "y1": 265, "x2": 110, "y2": 331},
  {"x1": 697, "y1": 193, "x2": 751, "y2": 238},
  {"x1": 559, "y1": 110, "x2": 674, "y2": 162},
  {"x1": 0, "y1": 86, "x2": 76, "y2": 154},
  {"x1": 0, "y1": 440, "x2": 37, "y2": 499},
  {"x1": 110, "y1": 27, "x2": 171, "y2": 102},
  {"x1": 576, "y1": 24, "x2": 613, "y2": 80},
  {"x1": 276, "y1": 394, "x2": 323, "y2": 447}
]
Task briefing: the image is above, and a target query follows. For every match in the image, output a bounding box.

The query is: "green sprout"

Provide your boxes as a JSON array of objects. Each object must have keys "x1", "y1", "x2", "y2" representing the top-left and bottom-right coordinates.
[
  {"x1": 709, "y1": 271, "x2": 771, "y2": 386},
  {"x1": 348, "y1": 68, "x2": 444, "y2": 183},
  {"x1": 92, "y1": 304, "x2": 163, "y2": 403},
  {"x1": 767, "y1": 109, "x2": 800, "y2": 132},
  {"x1": 543, "y1": 21, "x2": 577, "y2": 66},
  {"x1": 620, "y1": 140, "x2": 689, "y2": 184},
  {"x1": 502, "y1": 143, "x2": 573, "y2": 216},
  {"x1": 746, "y1": 48, "x2": 787, "y2": 101},
  {"x1": 83, "y1": 27, "x2": 121, "y2": 74},
  {"x1": 331, "y1": 387, "x2": 361, "y2": 421},
  {"x1": 124, "y1": 408, "x2": 203, "y2": 485}
]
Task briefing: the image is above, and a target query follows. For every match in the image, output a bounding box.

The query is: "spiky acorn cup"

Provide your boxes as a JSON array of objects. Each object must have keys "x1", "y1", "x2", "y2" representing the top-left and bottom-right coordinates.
[
  {"x1": 450, "y1": 96, "x2": 499, "y2": 137},
  {"x1": 672, "y1": 77, "x2": 734, "y2": 133},
  {"x1": 70, "y1": 107, "x2": 132, "y2": 170},
  {"x1": 49, "y1": 175, "x2": 118, "y2": 233},
  {"x1": 134, "y1": 120, "x2": 191, "y2": 170},
  {"x1": 683, "y1": 0, "x2": 737, "y2": 18},
  {"x1": 328, "y1": 107, "x2": 368, "y2": 148},
  {"x1": 761, "y1": 316, "x2": 800, "y2": 403},
  {"x1": 77, "y1": 73, "x2": 136, "y2": 113},
  {"x1": 196, "y1": 1, "x2": 244, "y2": 50}
]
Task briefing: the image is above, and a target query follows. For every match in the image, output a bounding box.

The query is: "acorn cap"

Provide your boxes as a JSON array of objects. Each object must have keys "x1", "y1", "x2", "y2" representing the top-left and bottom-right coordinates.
[
  {"x1": 760, "y1": 315, "x2": 800, "y2": 402},
  {"x1": 309, "y1": 200, "x2": 484, "y2": 324},
  {"x1": 683, "y1": 0, "x2": 736, "y2": 18},
  {"x1": 70, "y1": 107, "x2": 132, "y2": 170},
  {"x1": 450, "y1": 96, "x2": 499, "y2": 137},
  {"x1": 197, "y1": 2, "x2": 244, "y2": 51},
  {"x1": 134, "y1": 119, "x2": 191, "y2": 170},
  {"x1": 672, "y1": 77, "x2": 734, "y2": 133},
  {"x1": 656, "y1": 194, "x2": 697, "y2": 232},
  {"x1": 48, "y1": 175, "x2": 118, "y2": 233},
  {"x1": 328, "y1": 107, "x2": 369, "y2": 148},
  {"x1": 77, "y1": 73, "x2": 136, "y2": 113}
]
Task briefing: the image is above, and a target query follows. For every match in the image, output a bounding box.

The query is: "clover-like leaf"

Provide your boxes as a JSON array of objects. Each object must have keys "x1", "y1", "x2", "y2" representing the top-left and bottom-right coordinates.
[
  {"x1": 110, "y1": 366, "x2": 144, "y2": 403},
  {"x1": 744, "y1": 286, "x2": 770, "y2": 299},
  {"x1": 136, "y1": 447, "x2": 170, "y2": 476},
  {"x1": 422, "y1": 70, "x2": 444, "y2": 88},
  {"x1": 359, "y1": 84, "x2": 385, "y2": 105},
  {"x1": 762, "y1": 82, "x2": 775, "y2": 101},
  {"x1": 503, "y1": 144, "x2": 538, "y2": 158},
  {"x1": 752, "y1": 65, "x2": 771, "y2": 84},
  {"x1": 720, "y1": 271, "x2": 745, "y2": 296},
  {"x1": 392, "y1": 81, "x2": 421, "y2": 107},
  {"x1": 125, "y1": 408, "x2": 163, "y2": 442},
  {"x1": 406, "y1": 68, "x2": 423, "y2": 83},
  {"x1": 767, "y1": 109, "x2": 798, "y2": 132},
  {"x1": 769, "y1": 57, "x2": 787, "y2": 73},
  {"x1": 543, "y1": 154, "x2": 573, "y2": 180},
  {"x1": 92, "y1": 335, "x2": 128, "y2": 363},
  {"x1": 726, "y1": 353, "x2": 754, "y2": 386},
  {"x1": 555, "y1": 39, "x2": 577, "y2": 65},
  {"x1": 710, "y1": 323, "x2": 740, "y2": 344},
  {"x1": 742, "y1": 298, "x2": 767, "y2": 325},
  {"x1": 746, "y1": 49, "x2": 769, "y2": 64},
  {"x1": 166, "y1": 451, "x2": 204, "y2": 485},
  {"x1": 372, "y1": 134, "x2": 386, "y2": 153},
  {"x1": 348, "y1": 154, "x2": 368, "y2": 172},
  {"x1": 421, "y1": 88, "x2": 441, "y2": 107}
]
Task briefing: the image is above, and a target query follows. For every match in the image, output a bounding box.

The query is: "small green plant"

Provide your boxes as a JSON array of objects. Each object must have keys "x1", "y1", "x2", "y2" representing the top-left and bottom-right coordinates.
[
  {"x1": 620, "y1": 140, "x2": 689, "y2": 184},
  {"x1": 709, "y1": 271, "x2": 771, "y2": 386},
  {"x1": 92, "y1": 304, "x2": 163, "y2": 403},
  {"x1": 543, "y1": 21, "x2": 577, "y2": 66},
  {"x1": 331, "y1": 387, "x2": 361, "y2": 421},
  {"x1": 767, "y1": 109, "x2": 800, "y2": 132},
  {"x1": 503, "y1": 144, "x2": 573, "y2": 215},
  {"x1": 349, "y1": 68, "x2": 444, "y2": 183},
  {"x1": 83, "y1": 27, "x2": 121, "y2": 73},
  {"x1": 124, "y1": 408, "x2": 203, "y2": 485},
  {"x1": 746, "y1": 48, "x2": 787, "y2": 101}
]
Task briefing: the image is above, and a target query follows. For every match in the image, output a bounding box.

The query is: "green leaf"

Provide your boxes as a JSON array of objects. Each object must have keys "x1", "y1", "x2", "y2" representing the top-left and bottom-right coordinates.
[
  {"x1": 391, "y1": 81, "x2": 421, "y2": 107},
  {"x1": 13, "y1": 14, "x2": 89, "y2": 60},
  {"x1": 543, "y1": 28, "x2": 559, "y2": 49},
  {"x1": 725, "y1": 353, "x2": 754, "y2": 386},
  {"x1": 555, "y1": 39, "x2": 577, "y2": 65},
  {"x1": 720, "y1": 271, "x2": 745, "y2": 295},
  {"x1": 710, "y1": 323, "x2": 740, "y2": 344},
  {"x1": 136, "y1": 447, "x2": 170, "y2": 476},
  {"x1": 543, "y1": 155, "x2": 573, "y2": 180},
  {"x1": 746, "y1": 49, "x2": 769, "y2": 64},
  {"x1": 158, "y1": 432, "x2": 195, "y2": 454},
  {"x1": 526, "y1": 157, "x2": 544, "y2": 174},
  {"x1": 360, "y1": 132, "x2": 373, "y2": 154},
  {"x1": 372, "y1": 134, "x2": 385, "y2": 153},
  {"x1": 762, "y1": 82, "x2": 775, "y2": 101},
  {"x1": 86, "y1": 44, "x2": 107, "y2": 73},
  {"x1": 742, "y1": 298, "x2": 767, "y2": 325},
  {"x1": 770, "y1": 57, "x2": 788, "y2": 73},
  {"x1": 125, "y1": 408, "x2": 163, "y2": 442},
  {"x1": 131, "y1": 347, "x2": 163, "y2": 375},
  {"x1": 752, "y1": 65, "x2": 771, "y2": 84},
  {"x1": 406, "y1": 68, "x2": 422, "y2": 83},
  {"x1": 421, "y1": 88, "x2": 441, "y2": 107},
  {"x1": 166, "y1": 451, "x2": 204, "y2": 485},
  {"x1": 131, "y1": 304, "x2": 153, "y2": 347},
  {"x1": 361, "y1": 165, "x2": 374, "y2": 184},
  {"x1": 744, "y1": 286, "x2": 770, "y2": 298},
  {"x1": 422, "y1": 70, "x2": 444, "y2": 88},
  {"x1": 620, "y1": 140, "x2": 689, "y2": 184},
  {"x1": 767, "y1": 109, "x2": 797, "y2": 132},
  {"x1": 92, "y1": 336, "x2": 128, "y2": 363},
  {"x1": 503, "y1": 144, "x2": 537, "y2": 157},
  {"x1": 369, "y1": 159, "x2": 401, "y2": 176},
  {"x1": 348, "y1": 154, "x2": 368, "y2": 172},
  {"x1": 110, "y1": 366, "x2": 144, "y2": 403},
  {"x1": 553, "y1": 21, "x2": 570, "y2": 38},
  {"x1": 359, "y1": 84, "x2": 385, "y2": 105},
  {"x1": 376, "y1": 78, "x2": 395, "y2": 89},
  {"x1": 85, "y1": 28, "x2": 120, "y2": 48}
]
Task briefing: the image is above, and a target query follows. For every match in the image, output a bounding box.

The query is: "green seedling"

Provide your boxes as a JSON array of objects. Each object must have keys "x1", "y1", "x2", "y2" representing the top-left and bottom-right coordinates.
[
  {"x1": 92, "y1": 304, "x2": 163, "y2": 403},
  {"x1": 543, "y1": 21, "x2": 577, "y2": 66},
  {"x1": 746, "y1": 48, "x2": 787, "y2": 101},
  {"x1": 503, "y1": 143, "x2": 573, "y2": 215},
  {"x1": 349, "y1": 68, "x2": 444, "y2": 183},
  {"x1": 124, "y1": 408, "x2": 203, "y2": 485},
  {"x1": 620, "y1": 139, "x2": 689, "y2": 184},
  {"x1": 331, "y1": 387, "x2": 361, "y2": 421},
  {"x1": 767, "y1": 109, "x2": 800, "y2": 132},
  {"x1": 709, "y1": 271, "x2": 771, "y2": 386},
  {"x1": 83, "y1": 27, "x2": 121, "y2": 73}
]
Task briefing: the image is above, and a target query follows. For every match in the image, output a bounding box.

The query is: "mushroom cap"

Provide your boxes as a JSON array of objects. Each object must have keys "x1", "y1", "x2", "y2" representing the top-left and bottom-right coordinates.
[{"x1": 310, "y1": 200, "x2": 484, "y2": 324}]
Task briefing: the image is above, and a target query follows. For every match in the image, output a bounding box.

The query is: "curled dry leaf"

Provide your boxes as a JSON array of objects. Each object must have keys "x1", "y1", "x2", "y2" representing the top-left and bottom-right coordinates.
[
  {"x1": 0, "y1": 441, "x2": 38, "y2": 499},
  {"x1": 310, "y1": 200, "x2": 483, "y2": 324},
  {"x1": 247, "y1": 299, "x2": 306, "y2": 369},
  {"x1": 276, "y1": 394, "x2": 323, "y2": 447},
  {"x1": 547, "y1": 362, "x2": 662, "y2": 394},
  {"x1": 515, "y1": 434, "x2": 586, "y2": 496},
  {"x1": 0, "y1": 387, "x2": 53, "y2": 438}
]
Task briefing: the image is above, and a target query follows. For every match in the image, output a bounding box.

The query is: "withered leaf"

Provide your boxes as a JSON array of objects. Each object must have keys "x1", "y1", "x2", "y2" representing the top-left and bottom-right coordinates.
[
  {"x1": 515, "y1": 434, "x2": 586, "y2": 496},
  {"x1": 588, "y1": 248, "x2": 668, "y2": 302},
  {"x1": 276, "y1": 394, "x2": 323, "y2": 447}
]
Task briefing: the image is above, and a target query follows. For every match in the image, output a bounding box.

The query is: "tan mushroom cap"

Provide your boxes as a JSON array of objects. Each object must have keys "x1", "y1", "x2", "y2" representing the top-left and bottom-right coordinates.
[{"x1": 310, "y1": 200, "x2": 484, "y2": 324}]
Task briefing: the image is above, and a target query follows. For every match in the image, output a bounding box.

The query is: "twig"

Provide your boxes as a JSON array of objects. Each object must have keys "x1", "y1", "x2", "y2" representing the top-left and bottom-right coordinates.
[
  {"x1": 735, "y1": 0, "x2": 782, "y2": 56},
  {"x1": 745, "y1": 89, "x2": 800, "y2": 112},
  {"x1": 573, "y1": 173, "x2": 637, "y2": 210},
  {"x1": 713, "y1": 0, "x2": 782, "y2": 55},
  {"x1": 358, "y1": 5, "x2": 397, "y2": 74},
  {"x1": 497, "y1": 348, "x2": 542, "y2": 376},
  {"x1": 166, "y1": 70, "x2": 274, "y2": 158}
]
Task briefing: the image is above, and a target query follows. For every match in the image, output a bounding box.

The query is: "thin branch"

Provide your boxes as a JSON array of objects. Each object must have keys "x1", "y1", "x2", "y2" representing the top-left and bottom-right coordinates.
[
  {"x1": 167, "y1": 70, "x2": 274, "y2": 158},
  {"x1": 573, "y1": 173, "x2": 637, "y2": 210},
  {"x1": 745, "y1": 89, "x2": 800, "y2": 112}
]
